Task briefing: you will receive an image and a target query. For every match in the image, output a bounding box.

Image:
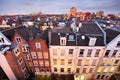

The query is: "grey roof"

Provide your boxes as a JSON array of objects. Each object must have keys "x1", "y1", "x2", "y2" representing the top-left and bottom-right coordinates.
[{"x1": 50, "y1": 23, "x2": 104, "y2": 46}]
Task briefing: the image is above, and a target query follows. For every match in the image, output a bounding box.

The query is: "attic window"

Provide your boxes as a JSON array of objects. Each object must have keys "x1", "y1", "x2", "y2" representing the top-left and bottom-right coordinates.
[
  {"x1": 117, "y1": 41, "x2": 120, "y2": 47},
  {"x1": 81, "y1": 35, "x2": 85, "y2": 40},
  {"x1": 0, "y1": 38, "x2": 5, "y2": 43},
  {"x1": 60, "y1": 37, "x2": 66, "y2": 45},
  {"x1": 68, "y1": 35, "x2": 74, "y2": 41},
  {"x1": 16, "y1": 37, "x2": 22, "y2": 43}
]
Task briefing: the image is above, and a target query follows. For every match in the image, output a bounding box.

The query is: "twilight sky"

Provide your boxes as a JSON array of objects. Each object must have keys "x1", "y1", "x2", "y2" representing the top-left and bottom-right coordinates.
[{"x1": 0, "y1": 0, "x2": 120, "y2": 15}]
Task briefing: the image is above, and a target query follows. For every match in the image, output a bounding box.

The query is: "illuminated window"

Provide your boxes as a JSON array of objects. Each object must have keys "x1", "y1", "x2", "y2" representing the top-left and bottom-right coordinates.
[
  {"x1": 107, "y1": 59, "x2": 113, "y2": 66},
  {"x1": 33, "y1": 60, "x2": 38, "y2": 66},
  {"x1": 95, "y1": 49, "x2": 100, "y2": 57},
  {"x1": 68, "y1": 59, "x2": 72, "y2": 65},
  {"x1": 39, "y1": 61, "x2": 44, "y2": 66},
  {"x1": 100, "y1": 59, "x2": 105, "y2": 66},
  {"x1": 61, "y1": 49, "x2": 66, "y2": 56},
  {"x1": 43, "y1": 52, "x2": 48, "y2": 59},
  {"x1": 109, "y1": 67, "x2": 115, "y2": 72},
  {"x1": 84, "y1": 59, "x2": 90, "y2": 66},
  {"x1": 60, "y1": 37, "x2": 66, "y2": 45},
  {"x1": 16, "y1": 37, "x2": 22, "y2": 43},
  {"x1": 61, "y1": 59, "x2": 65, "y2": 65},
  {"x1": 31, "y1": 52, "x2": 37, "y2": 59},
  {"x1": 97, "y1": 67, "x2": 102, "y2": 72},
  {"x1": 53, "y1": 48, "x2": 57, "y2": 55},
  {"x1": 35, "y1": 42, "x2": 41, "y2": 50},
  {"x1": 87, "y1": 49, "x2": 92, "y2": 57},
  {"x1": 69, "y1": 49, "x2": 73, "y2": 55},
  {"x1": 79, "y1": 49, "x2": 84, "y2": 57},
  {"x1": 37, "y1": 52, "x2": 42, "y2": 59},
  {"x1": 103, "y1": 68, "x2": 109, "y2": 72},
  {"x1": 53, "y1": 59, "x2": 57, "y2": 65},
  {"x1": 77, "y1": 59, "x2": 82, "y2": 66}
]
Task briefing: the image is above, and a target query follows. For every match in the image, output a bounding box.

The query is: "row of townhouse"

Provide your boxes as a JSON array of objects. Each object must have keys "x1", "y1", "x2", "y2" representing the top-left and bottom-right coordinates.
[{"x1": 0, "y1": 21, "x2": 120, "y2": 80}]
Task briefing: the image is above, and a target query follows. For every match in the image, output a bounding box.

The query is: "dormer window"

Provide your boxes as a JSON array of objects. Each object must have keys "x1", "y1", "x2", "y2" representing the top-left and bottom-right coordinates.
[
  {"x1": 0, "y1": 37, "x2": 5, "y2": 43},
  {"x1": 16, "y1": 37, "x2": 22, "y2": 43},
  {"x1": 117, "y1": 41, "x2": 120, "y2": 47},
  {"x1": 60, "y1": 37, "x2": 66, "y2": 45},
  {"x1": 35, "y1": 42, "x2": 41, "y2": 50},
  {"x1": 89, "y1": 37, "x2": 97, "y2": 46},
  {"x1": 68, "y1": 35, "x2": 74, "y2": 41}
]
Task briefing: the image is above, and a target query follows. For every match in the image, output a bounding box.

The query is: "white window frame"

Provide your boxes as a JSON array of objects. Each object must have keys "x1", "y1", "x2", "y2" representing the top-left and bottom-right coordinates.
[
  {"x1": 16, "y1": 37, "x2": 22, "y2": 43},
  {"x1": 22, "y1": 45, "x2": 29, "y2": 52},
  {"x1": 60, "y1": 37, "x2": 66, "y2": 45},
  {"x1": 35, "y1": 42, "x2": 41, "y2": 50}
]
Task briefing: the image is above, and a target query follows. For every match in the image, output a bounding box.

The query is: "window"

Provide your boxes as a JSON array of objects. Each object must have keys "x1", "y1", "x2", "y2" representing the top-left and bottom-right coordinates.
[
  {"x1": 54, "y1": 67, "x2": 57, "y2": 72},
  {"x1": 61, "y1": 59, "x2": 65, "y2": 65},
  {"x1": 114, "y1": 60, "x2": 119, "y2": 65},
  {"x1": 69, "y1": 49, "x2": 73, "y2": 55},
  {"x1": 87, "y1": 49, "x2": 92, "y2": 57},
  {"x1": 67, "y1": 68, "x2": 71, "y2": 73},
  {"x1": 21, "y1": 65, "x2": 26, "y2": 72},
  {"x1": 39, "y1": 61, "x2": 44, "y2": 66},
  {"x1": 79, "y1": 49, "x2": 84, "y2": 57},
  {"x1": 103, "y1": 68, "x2": 109, "y2": 72},
  {"x1": 53, "y1": 48, "x2": 57, "y2": 55},
  {"x1": 112, "y1": 50, "x2": 118, "y2": 57},
  {"x1": 16, "y1": 37, "x2": 22, "y2": 43},
  {"x1": 45, "y1": 61, "x2": 49, "y2": 66},
  {"x1": 117, "y1": 41, "x2": 120, "y2": 47},
  {"x1": 104, "y1": 50, "x2": 110, "y2": 57},
  {"x1": 107, "y1": 59, "x2": 113, "y2": 66},
  {"x1": 96, "y1": 75, "x2": 100, "y2": 79},
  {"x1": 89, "y1": 37, "x2": 97, "y2": 46},
  {"x1": 0, "y1": 38, "x2": 5, "y2": 43},
  {"x1": 33, "y1": 60, "x2": 38, "y2": 66},
  {"x1": 100, "y1": 59, "x2": 105, "y2": 66},
  {"x1": 83, "y1": 68, "x2": 87, "y2": 73},
  {"x1": 77, "y1": 59, "x2": 82, "y2": 66},
  {"x1": 61, "y1": 68, "x2": 64, "y2": 72},
  {"x1": 35, "y1": 42, "x2": 41, "y2": 50},
  {"x1": 14, "y1": 48, "x2": 20, "y2": 56},
  {"x1": 109, "y1": 67, "x2": 115, "y2": 72},
  {"x1": 53, "y1": 59, "x2": 57, "y2": 65},
  {"x1": 68, "y1": 35, "x2": 74, "y2": 41},
  {"x1": 46, "y1": 68, "x2": 50, "y2": 72},
  {"x1": 89, "y1": 68, "x2": 93, "y2": 73},
  {"x1": 43, "y1": 52, "x2": 48, "y2": 59},
  {"x1": 37, "y1": 52, "x2": 42, "y2": 59},
  {"x1": 95, "y1": 49, "x2": 100, "y2": 57},
  {"x1": 25, "y1": 54, "x2": 31, "y2": 60},
  {"x1": 60, "y1": 37, "x2": 66, "y2": 45},
  {"x1": 76, "y1": 68, "x2": 80, "y2": 73},
  {"x1": 84, "y1": 59, "x2": 89, "y2": 66},
  {"x1": 35, "y1": 68, "x2": 39, "y2": 72},
  {"x1": 61, "y1": 49, "x2": 66, "y2": 56},
  {"x1": 92, "y1": 59, "x2": 97, "y2": 66},
  {"x1": 68, "y1": 59, "x2": 72, "y2": 65},
  {"x1": 97, "y1": 67, "x2": 102, "y2": 72},
  {"x1": 31, "y1": 52, "x2": 37, "y2": 59},
  {"x1": 22, "y1": 45, "x2": 29, "y2": 52},
  {"x1": 18, "y1": 57, "x2": 23, "y2": 65},
  {"x1": 101, "y1": 75, "x2": 105, "y2": 79},
  {"x1": 40, "y1": 68, "x2": 45, "y2": 72}
]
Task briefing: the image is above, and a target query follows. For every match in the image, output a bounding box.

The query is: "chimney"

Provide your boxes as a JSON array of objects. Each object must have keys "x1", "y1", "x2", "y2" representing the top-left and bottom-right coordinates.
[{"x1": 89, "y1": 37, "x2": 97, "y2": 46}]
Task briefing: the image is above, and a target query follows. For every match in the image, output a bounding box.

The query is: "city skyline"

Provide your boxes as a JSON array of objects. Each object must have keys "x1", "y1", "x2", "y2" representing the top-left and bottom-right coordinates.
[{"x1": 0, "y1": 0, "x2": 120, "y2": 15}]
